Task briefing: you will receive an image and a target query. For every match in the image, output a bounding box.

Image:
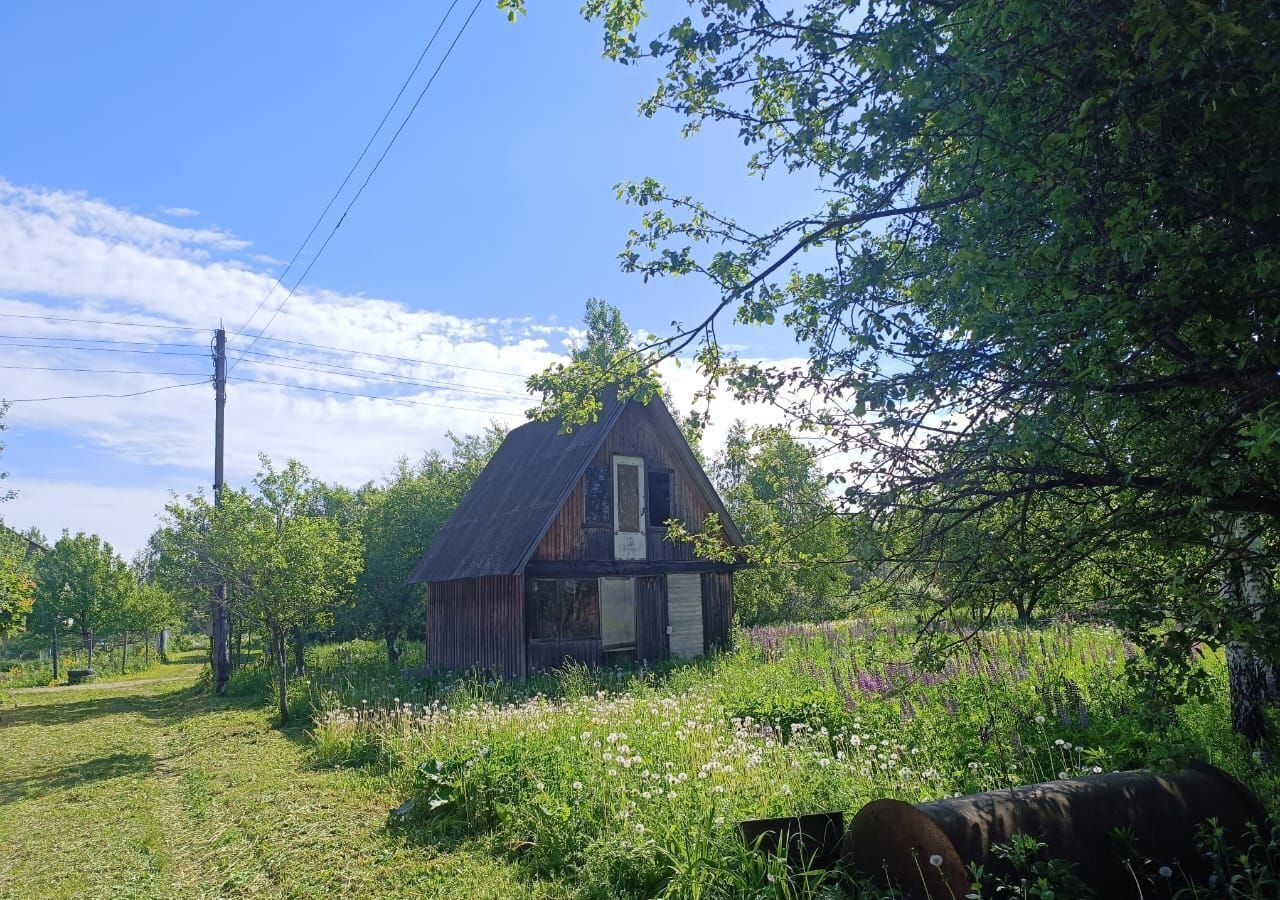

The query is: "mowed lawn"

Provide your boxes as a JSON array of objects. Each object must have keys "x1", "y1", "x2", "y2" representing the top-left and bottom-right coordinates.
[{"x1": 0, "y1": 654, "x2": 556, "y2": 900}]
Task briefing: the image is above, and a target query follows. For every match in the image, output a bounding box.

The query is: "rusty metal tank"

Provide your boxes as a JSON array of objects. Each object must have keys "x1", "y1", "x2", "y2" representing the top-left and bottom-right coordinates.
[{"x1": 844, "y1": 762, "x2": 1267, "y2": 898}]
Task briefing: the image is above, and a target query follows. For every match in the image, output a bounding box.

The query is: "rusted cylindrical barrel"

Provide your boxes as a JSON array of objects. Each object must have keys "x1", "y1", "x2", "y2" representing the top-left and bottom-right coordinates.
[
  {"x1": 739, "y1": 812, "x2": 844, "y2": 870},
  {"x1": 844, "y1": 762, "x2": 1266, "y2": 898}
]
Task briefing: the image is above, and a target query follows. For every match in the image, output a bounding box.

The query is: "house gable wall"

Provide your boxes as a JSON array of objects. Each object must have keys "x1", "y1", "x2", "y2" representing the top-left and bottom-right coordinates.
[{"x1": 531, "y1": 403, "x2": 716, "y2": 563}]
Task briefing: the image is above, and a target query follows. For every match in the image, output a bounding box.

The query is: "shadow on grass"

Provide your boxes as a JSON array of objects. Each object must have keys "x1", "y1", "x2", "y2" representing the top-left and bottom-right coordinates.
[
  {"x1": 0, "y1": 679, "x2": 266, "y2": 731},
  {"x1": 0, "y1": 751, "x2": 155, "y2": 804}
]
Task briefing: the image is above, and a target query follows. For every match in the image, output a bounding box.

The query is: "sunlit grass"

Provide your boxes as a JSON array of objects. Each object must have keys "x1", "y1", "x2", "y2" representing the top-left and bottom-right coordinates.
[{"x1": 309, "y1": 620, "x2": 1277, "y2": 898}]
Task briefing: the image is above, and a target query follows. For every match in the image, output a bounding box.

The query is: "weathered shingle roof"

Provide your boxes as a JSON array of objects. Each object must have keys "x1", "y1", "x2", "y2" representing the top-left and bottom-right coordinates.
[
  {"x1": 408, "y1": 398, "x2": 628, "y2": 583},
  {"x1": 408, "y1": 393, "x2": 743, "y2": 584}
]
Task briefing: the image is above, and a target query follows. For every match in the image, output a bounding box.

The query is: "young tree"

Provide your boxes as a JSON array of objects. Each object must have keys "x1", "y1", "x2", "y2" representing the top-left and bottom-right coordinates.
[
  {"x1": 712, "y1": 424, "x2": 851, "y2": 623},
  {"x1": 233, "y1": 457, "x2": 362, "y2": 722},
  {"x1": 118, "y1": 577, "x2": 176, "y2": 669},
  {"x1": 354, "y1": 428, "x2": 505, "y2": 665},
  {"x1": 33, "y1": 532, "x2": 135, "y2": 672},
  {"x1": 547, "y1": 0, "x2": 1280, "y2": 740}
]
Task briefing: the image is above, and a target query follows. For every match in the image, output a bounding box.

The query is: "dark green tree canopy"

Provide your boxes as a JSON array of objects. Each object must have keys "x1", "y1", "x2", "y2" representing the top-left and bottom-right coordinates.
[{"x1": 524, "y1": 0, "x2": 1280, "y2": 692}]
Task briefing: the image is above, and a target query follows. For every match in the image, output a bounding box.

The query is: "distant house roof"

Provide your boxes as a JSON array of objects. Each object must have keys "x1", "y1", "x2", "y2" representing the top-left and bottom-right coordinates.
[
  {"x1": 408, "y1": 393, "x2": 743, "y2": 584},
  {"x1": 0, "y1": 523, "x2": 48, "y2": 559}
]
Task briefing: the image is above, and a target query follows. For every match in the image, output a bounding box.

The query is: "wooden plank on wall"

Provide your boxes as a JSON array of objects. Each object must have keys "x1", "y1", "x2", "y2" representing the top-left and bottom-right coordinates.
[
  {"x1": 635, "y1": 575, "x2": 667, "y2": 664},
  {"x1": 426, "y1": 575, "x2": 524, "y2": 678},
  {"x1": 701, "y1": 571, "x2": 733, "y2": 653}
]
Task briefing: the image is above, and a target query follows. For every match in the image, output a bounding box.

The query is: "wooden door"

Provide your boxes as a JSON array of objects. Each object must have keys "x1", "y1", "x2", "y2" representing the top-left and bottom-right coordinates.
[
  {"x1": 667, "y1": 573, "x2": 704, "y2": 659},
  {"x1": 635, "y1": 576, "x2": 667, "y2": 664},
  {"x1": 613, "y1": 455, "x2": 647, "y2": 560}
]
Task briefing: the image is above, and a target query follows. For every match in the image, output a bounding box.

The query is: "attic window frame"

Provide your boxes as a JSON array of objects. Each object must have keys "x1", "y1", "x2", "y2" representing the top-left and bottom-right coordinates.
[{"x1": 646, "y1": 469, "x2": 673, "y2": 529}]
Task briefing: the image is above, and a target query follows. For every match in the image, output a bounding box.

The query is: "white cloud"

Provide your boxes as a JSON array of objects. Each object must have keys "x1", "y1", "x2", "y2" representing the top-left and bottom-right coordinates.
[
  {"x1": 161, "y1": 207, "x2": 201, "y2": 218},
  {"x1": 2, "y1": 480, "x2": 178, "y2": 559},
  {"x1": 0, "y1": 178, "x2": 817, "y2": 556}
]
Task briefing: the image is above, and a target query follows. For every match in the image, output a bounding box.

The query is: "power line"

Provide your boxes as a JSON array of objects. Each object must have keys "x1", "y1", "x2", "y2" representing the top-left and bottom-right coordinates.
[
  {"x1": 0, "y1": 333, "x2": 204, "y2": 350},
  {"x1": 0, "y1": 364, "x2": 203, "y2": 376},
  {"x1": 0, "y1": 311, "x2": 208, "y2": 333},
  {"x1": 231, "y1": 375, "x2": 523, "y2": 418},
  {"x1": 231, "y1": 0, "x2": 485, "y2": 370},
  {"x1": 232, "y1": 348, "x2": 527, "y2": 398},
  {"x1": 3, "y1": 379, "x2": 210, "y2": 403},
  {"x1": 226, "y1": 332, "x2": 529, "y2": 380},
  {"x1": 0, "y1": 341, "x2": 207, "y2": 358},
  {"x1": 232, "y1": 0, "x2": 464, "y2": 342}
]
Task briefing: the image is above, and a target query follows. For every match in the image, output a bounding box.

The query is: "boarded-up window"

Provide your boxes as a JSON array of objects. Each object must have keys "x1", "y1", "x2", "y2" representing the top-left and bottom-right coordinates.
[
  {"x1": 647, "y1": 471, "x2": 671, "y2": 527},
  {"x1": 616, "y1": 462, "x2": 641, "y2": 532},
  {"x1": 667, "y1": 573, "x2": 704, "y2": 659},
  {"x1": 600, "y1": 577, "x2": 636, "y2": 648},
  {"x1": 585, "y1": 466, "x2": 611, "y2": 525}
]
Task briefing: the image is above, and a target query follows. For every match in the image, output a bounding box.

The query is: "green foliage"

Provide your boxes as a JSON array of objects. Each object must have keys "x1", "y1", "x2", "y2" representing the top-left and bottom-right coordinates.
[
  {"x1": 351, "y1": 428, "x2": 504, "y2": 664},
  {"x1": 527, "y1": 298, "x2": 665, "y2": 429},
  {"x1": 31, "y1": 531, "x2": 136, "y2": 663},
  {"x1": 0, "y1": 553, "x2": 35, "y2": 638},
  {"x1": 712, "y1": 423, "x2": 852, "y2": 624},
  {"x1": 563, "y1": 0, "x2": 1280, "y2": 713},
  {"x1": 156, "y1": 456, "x2": 362, "y2": 721}
]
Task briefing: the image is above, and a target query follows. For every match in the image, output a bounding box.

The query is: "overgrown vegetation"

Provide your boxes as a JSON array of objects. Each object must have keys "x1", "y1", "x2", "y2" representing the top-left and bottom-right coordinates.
[{"x1": 308, "y1": 620, "x2": 1279, "y2": 898}]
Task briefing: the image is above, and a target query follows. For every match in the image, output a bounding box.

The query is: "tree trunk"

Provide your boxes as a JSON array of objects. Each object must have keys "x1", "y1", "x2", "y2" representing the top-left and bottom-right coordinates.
[
  {"x1": 385, "y1": 626, "x2": 401, "y2": 667},
  {"x1": 121, "y1": 630, "x2": 128, "y2": 674},
  {"x1": 1218, "y1": 517, "x2": 1273, "y2": 747},
  {"x1": 291, "y1": 626, "x2": 305, "y2": 676},
  {"x1": 144, "y1": 630, "x2": 151, "y2": 667},
  {"x1": 86, "y1": 630, "x2": 94, "y2": 671},
  {"x1": 273, "y1": 626, "x2": 290, "y2": 724}
]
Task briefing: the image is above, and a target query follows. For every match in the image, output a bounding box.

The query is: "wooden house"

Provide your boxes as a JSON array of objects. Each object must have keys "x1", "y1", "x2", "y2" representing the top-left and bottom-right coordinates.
[{"x1": 408, "y1": 393, "x2": 745, "y2": 676}]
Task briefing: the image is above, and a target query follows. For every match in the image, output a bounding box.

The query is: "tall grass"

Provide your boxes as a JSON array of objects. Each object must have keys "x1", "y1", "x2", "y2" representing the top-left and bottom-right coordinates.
[{"x1": 307, "y1": 620, "x2": 1277, "y2": 898}]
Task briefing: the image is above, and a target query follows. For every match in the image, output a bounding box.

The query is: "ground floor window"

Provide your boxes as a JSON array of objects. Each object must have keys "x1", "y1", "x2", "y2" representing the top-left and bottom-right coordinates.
[{"x1": 529, "y1": 578, "x2": 600, "y2": 642}]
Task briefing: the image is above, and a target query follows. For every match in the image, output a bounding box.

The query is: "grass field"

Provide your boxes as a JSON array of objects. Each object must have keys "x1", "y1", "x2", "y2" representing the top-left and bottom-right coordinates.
[
  {"x1": 0, "y1": 651, "x2": 548, "y2": 900},
  {"x1": 2, "y1": 626, "x2": 1277, "y2": 899}
]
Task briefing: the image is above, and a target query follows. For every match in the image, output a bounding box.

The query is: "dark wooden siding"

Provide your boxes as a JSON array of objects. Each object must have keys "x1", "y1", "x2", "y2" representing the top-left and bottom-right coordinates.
[
  {"x1": 425, "y1": 575, "x2": 525, "y2": 677},
  {"x1": 527, "y1": 639, "x2": 603, "y2": 671},
  {"x1": 701, "y1": 571, "x2": 734, "y2": 653},
  {"x1": 533, "y1": 403, "x2": 716, "y2": 562},
  {"x1": 635, "y1": 575, "x2": 667, "y2": 665}
]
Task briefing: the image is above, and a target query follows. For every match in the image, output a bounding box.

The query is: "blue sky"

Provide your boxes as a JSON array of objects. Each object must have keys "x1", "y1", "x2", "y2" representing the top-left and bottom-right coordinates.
[{"x1": 0, "y1": 2, "x2": 817, "y2": 554}]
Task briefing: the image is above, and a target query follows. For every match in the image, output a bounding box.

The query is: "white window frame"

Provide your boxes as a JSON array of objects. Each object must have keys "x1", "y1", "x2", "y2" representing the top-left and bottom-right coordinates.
[{"x1": 612, "y1": 455, "x2": 647, "y2": 560}]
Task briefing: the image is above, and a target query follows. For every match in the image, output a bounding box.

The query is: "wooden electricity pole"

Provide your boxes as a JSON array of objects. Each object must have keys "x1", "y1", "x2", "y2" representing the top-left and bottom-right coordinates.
[{"x1": 212, "y1": 327, "x2": 231, "y2": 695}]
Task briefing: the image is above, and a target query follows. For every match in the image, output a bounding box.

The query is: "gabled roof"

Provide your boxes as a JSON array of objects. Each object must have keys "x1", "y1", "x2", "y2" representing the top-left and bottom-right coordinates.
[{"x1": 408, "y1": 393, "x2": 743, "y2": 584}]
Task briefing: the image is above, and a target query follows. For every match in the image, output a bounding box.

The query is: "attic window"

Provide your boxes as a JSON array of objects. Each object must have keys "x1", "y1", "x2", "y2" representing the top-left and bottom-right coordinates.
[
  {"x1": 584, "y1": 466, "x2": 611, "y2": 526},
  {"x1": 647, "y1": 471, "x2": 671, "y2": 527}
]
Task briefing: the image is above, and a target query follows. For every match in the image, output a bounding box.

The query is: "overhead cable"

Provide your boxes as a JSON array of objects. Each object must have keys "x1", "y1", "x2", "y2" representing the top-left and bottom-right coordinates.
[
  {"x1": 231, "y1": 0, "x2": 482, "y2": 369},
  {"x1": 3, "y1": 379, "x2": 210, "y2": 403},
  {"x1": 231, "y1": 375, "x2": 523, "y2": 418}
]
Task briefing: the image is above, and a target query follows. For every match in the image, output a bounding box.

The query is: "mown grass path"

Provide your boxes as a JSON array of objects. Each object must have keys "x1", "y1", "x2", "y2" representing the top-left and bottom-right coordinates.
[{"x1": 0, "y1": 655, "x2": 555, "y2": 900}]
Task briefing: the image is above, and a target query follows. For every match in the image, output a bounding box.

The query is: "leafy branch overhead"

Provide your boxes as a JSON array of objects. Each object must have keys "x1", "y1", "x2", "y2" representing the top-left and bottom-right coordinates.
[{"x1": 547, "y1": 0, "x2": 1280, "y2": 733}]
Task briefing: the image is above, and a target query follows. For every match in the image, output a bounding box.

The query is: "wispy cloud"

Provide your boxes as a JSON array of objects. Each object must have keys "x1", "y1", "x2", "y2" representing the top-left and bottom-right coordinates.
[
  {"x1": 0, "y1": 178, "x2": 798, "y2": 553},
  {"x1": 160, "y1": 206, "x2": 201, "y2": 218}
]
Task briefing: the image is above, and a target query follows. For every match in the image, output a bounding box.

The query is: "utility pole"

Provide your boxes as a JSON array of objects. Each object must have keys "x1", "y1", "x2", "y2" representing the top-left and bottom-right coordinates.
[{"x1": 212, "y1": 327, "x2": 230, "y2": 695}]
